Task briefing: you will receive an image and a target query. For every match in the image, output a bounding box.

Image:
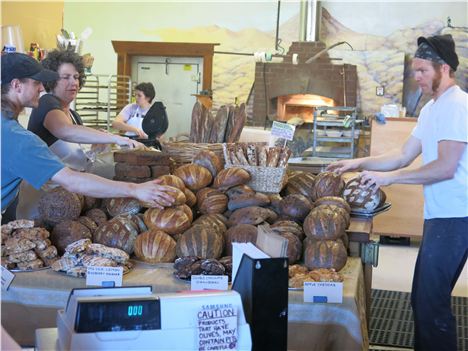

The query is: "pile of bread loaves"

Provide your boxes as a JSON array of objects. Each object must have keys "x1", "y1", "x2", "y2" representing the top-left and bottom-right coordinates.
[{"x1": 16, "y1": 148, "x2": 385, "y2": 280}]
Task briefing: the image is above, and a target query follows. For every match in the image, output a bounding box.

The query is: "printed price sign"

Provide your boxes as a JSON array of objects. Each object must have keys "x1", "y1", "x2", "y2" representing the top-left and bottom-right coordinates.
[
  {"x1": 191, "y1": 275, "x2": 229, "y2": 291},
  {"x1": 271, "y1": 121, "x2": 296, "y2": 141},
  {"x1": 197, "y1": 303, "x2": 238, "y2": 350},
  {"x1": 304, "y1": 282, "x2": 343, "y2": 303},
  {"x1": 1, "y1": 266, "x2": 15, "y2": 291},
  {"x1": 86, "y1": 266, "x2": 123, "y2": 287}
]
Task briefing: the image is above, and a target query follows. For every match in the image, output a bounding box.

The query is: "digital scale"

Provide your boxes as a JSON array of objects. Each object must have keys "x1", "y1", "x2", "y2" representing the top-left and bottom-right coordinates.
[{"x1": 35, "y1": 286, "x2": 252, "y2": 350}]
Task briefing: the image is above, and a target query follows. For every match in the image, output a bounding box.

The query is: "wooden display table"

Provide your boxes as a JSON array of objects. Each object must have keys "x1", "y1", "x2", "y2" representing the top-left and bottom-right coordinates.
[{"x1": 2, "y1": 258, "x2": 367, "y2": 350}]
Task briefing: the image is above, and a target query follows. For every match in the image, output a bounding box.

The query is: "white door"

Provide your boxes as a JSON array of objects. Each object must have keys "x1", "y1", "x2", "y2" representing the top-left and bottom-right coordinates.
[{"x1": 134, "y1": 56, "x2": 202, "y2": 139}]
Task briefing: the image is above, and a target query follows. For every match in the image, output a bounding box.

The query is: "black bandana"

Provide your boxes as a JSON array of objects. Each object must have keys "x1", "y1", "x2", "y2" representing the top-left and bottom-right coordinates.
[{"x1": 414, "y1": 42, "x2": 447, "y2": 65}]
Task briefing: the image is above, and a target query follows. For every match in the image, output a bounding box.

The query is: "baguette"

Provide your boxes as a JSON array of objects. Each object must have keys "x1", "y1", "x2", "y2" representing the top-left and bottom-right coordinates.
[
  {"x1": 246, "y1": 144, "x2": 258, "y2": 166},
  {"x1": 235, "y1": 145, "x2": 250, "y2": 165},
  {"x1": 277, "y1": 147, "x2": 292, "y2": 167},
  {"x1": 258, "y1": 145, "x2": 268, "y2": 166},
  {"x1": 267, "y1": 147, "x2": 281, "y2": 167}
]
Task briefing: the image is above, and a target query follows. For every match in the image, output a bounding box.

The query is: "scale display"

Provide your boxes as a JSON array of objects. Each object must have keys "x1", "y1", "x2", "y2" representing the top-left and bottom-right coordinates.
[{"x1": 75, "y1": 299, "x2": 161, "y2": 333}]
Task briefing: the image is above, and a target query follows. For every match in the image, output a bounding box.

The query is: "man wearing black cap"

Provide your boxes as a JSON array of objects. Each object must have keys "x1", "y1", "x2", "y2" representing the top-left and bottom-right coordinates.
[
  {"x1": 1, "y1": 53, "x2": 176, "y2": 223},
  {"x1": 328, "y1": 34, "x2": 467, "y2": 350}
]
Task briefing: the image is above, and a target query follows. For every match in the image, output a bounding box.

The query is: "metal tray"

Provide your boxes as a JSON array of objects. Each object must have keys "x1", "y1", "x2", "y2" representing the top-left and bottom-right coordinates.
[
  {"x1": 350, "y1": 202, "x2": 392, "y2": 218},
  {"x1": 10, "y1": 266, "x2": 51, "y2": 273}
]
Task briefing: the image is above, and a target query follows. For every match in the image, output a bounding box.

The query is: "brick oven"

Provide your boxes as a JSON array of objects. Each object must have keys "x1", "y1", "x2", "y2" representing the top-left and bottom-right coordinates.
[{"x1": 252, "y1": 41, "x2": 357, "y2": 126}]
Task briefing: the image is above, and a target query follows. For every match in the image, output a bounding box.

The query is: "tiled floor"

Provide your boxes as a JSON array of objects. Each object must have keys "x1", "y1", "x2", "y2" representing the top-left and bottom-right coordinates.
[{"x1": 372, "y1": 235, "x2": 468, "y2": 297}]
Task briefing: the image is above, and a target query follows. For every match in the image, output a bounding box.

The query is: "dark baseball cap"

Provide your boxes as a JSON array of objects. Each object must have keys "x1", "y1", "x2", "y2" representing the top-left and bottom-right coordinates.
[
  {"x1": 1, "y1": 52, "x2": 59, "y2": 84},
  {"x1": 417, "y1": 34, "x2": 459, "y2": 71}
]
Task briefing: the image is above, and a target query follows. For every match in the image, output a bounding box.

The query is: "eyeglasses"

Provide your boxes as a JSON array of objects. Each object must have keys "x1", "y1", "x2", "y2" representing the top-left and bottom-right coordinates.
[{"x1": 58, "y1": 74, "x2": 80, "y2": 81}]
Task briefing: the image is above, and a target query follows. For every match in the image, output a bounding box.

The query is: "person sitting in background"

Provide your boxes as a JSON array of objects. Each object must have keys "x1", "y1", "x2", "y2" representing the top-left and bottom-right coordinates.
[
  {"x1": 1, "y1": 53, "x2": 175, "y2": 223},
  {"x1": 27, "y1": 48, "x2": 143, "y2": 172},
  {"x1": 112, "y1": 82, "x2": 155, "y2": 139}
]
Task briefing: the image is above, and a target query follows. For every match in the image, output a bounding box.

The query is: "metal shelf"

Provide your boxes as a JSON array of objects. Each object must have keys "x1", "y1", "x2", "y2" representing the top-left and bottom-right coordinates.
[
  {"x1": 74, "y1": 74, "x2": 132, "y2": 130},
  {"x1": 311, "y1": 106, "x2": 359, "y2": 159}
]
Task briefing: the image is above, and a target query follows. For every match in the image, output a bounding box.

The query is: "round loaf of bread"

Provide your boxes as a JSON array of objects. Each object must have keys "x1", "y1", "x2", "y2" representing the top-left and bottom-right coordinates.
[
  {"x1": 143, "y1": 206, "x2": 192, "y2": 235},
  {"x1": 176, "y1": 225, "x2": 224, "y2": 259},
  {"x1": 228, "y1": 206, "x2": 278, "y2": 227},
  {"x1": 51, "y1": 220, "x2": 92, "y2": 255},
  {"x1": 173, "y1": 164, "x2": 213, "y2": 191},
  {"x1": 285, "y1": 172, "x2": 316, "y2": 198},
  {"x1": 314, "y1": 196, "x2": 351, "y2": 213},
  {"x1": 83, "y1": 196, "x2": 101, "y2": 211},
  {"x1": 192, "y1": 214, "x2": 227, "y2": 235},
  {"x1": 197, "y1": 188, "x2": 228, "y2": 215},
  {"x1": 303, "y1": 207, "x2": 346, "y2": 240},
  {"x1": 225, "y1": 185, "x2": 255, "y2": 200},
  {"x1": 184, "y1": 188, "x2": 197, "y2": 207},
  {"x1": 134, "y1": 229, "x2": 177, "y2": 263},
  {"x1": 140, "y1": 186, "x2": 186, "y2": 208},
  {"x1": 105, "y1": 198, "x2": 141, "y2": 217},
  {"x1": 213, "y1": 167, "x2": 251, "y2": 191},
  {"x1": 38, "y1": 187, "x2": 82, "y2": 225},
  {"x1": 311, "y1": 172, "x2": 345, "y2": 201},
  {"x1": 158, "y1": 174, "x2": 186, "y2": 191},
  {"x1": 303, "y1": 239, "x2": 347, "y2": 271},
  {"x1": 224, "y1": 224, "x2": 257, "y2": 255},
  {"x1": 314, "y1": 204, "x2": 350, "y2": 227},
  {"x1": 343, "y1": 177, "x2": 387, "y2": 211},
  {"x1": 279, "y1": 194, "x2": 312, "y2": 222},
  {"x1": 271, "y1": 220, "x2": 305, "y2": 240},
  {"x1": 93, "y1": 216, "x2": 139, "y2": 254},
  {"x1": 77, "y1": 216, "x2": 98, "y2": 234},
  {"x1": 227, "y1": 192, "x2": 270, "y2": 211},
  {"x1": 85, "y1": 208, "x2": 108, "y2": 227},
  {"x1": 192, "y1": 150, "x2": 223, "y2": 178},
  {"x1": 280, "y1": 232, "x2": 302, "y2": 264}
]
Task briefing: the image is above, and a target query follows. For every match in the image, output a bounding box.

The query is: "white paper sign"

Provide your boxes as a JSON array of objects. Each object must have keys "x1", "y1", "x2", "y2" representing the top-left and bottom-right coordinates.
[
  {"x1": 86, "y1": 266, "x2": 123, "y2": 287},
  {"x1": 271, "y1": 121, "x2": 296, "y2": 141},
  {"x1": 191, "y1": 275, "x2": 229, "y2": 291},
  {"x1": 1, "y1": 266, "x2": 15, "y2": 291},
  {"x1": 197, "y1": 303, "x2": 238, "y2": 351},
  {"x1": 304, "y1": 282, "x2": 343, "y2": 303}
]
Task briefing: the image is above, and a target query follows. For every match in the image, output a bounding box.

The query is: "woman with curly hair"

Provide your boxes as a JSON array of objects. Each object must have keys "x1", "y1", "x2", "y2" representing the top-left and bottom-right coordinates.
[{"x1": 27, "y1": 49, "x2": 142, "y2": 171}]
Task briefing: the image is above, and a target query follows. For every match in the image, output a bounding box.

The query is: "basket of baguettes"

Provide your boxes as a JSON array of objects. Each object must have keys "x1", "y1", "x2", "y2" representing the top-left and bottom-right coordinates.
[
  {"x1": 161, "y1": 101, "x2": 247, "y2": 165},
  {"x1": 223, "y1": 143, "x2": 291, "y2": 193}
]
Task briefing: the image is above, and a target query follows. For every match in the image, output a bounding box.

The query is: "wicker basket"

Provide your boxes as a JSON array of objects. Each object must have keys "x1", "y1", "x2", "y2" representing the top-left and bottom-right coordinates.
[
  {"x1": 226, "y1": 164, "x2": 288, "y2": 193},
  {"x1": 161, "y1": 141, "x2": 225, "y2": 165}
]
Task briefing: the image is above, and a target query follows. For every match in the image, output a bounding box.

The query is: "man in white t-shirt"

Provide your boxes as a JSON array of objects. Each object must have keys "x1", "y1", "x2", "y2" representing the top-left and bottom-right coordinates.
[{"x1": 328, "y1": 34, "x2": 467, "y2": 350}]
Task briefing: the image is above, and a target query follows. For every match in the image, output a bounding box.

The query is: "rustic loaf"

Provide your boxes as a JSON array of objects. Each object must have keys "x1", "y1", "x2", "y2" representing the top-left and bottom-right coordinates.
[
  {"x1": 285, "y1": 172, "x2": 316, "y2": 198},
  {"x1": 314, "y1": 196, "x2": 351, "y2": 213},
  {"x1": 311, "y1": 172, "x2": 345, "y2": 201},
  {"x1": 224, "y1": 224, "x2": 257, "y2": 256},
  {"x1": 85, "y1": 208, "x2": 108, "y2": 227},
  {"x1": 173, "y1": 164, "x2": 213, "y2": 191},
  {"x1": 157, "y1": 174, "x2": 186, "y2": 191},
  {"x1": 303, "y1": 207, "x2": 347, "y2": 241},
  {"x1": 270, "y1": 220, "x2": 305, "y2": 240},
  {"x1": 192, "y1": 150, "x2": 223, "y2": 178},
  {"x1": 280, "y1": 232, "x2": 302, "y2": 264},
  {"x1": 279, "y1": 194, "x2": 313, "y2": 222},
  {"x1": 314, "y1": 204, "x2": 350, "y2": 227},
  {"x1": 228, "y1": 206, "x2": 278, "y2": 227},
  {"x1": 227, "y1": 192, "x2": 270, "y2": 211},
  {"x1": 192, "y1": 214, "x2": 227, "y2": 235},
  {"x1": 213, "y1": 167, "x2": 251, "y2": 191},
  {"x1": 92, "y1": 216, "x2": 139, "y2": 254},
  {"x1": 38, "y1": 187, "x2": 82, "y2": 225},
  {"x1": 134, "y1": 229, "x2": 177, "y2": 263},
  {"x1": 51, "y1": 220, "x2": 92, "y2": 255},
  {"x1": 225, "y1": 185, "x2": 255, "y2": 200},
  {"x1": 184, "y1": 188, "x2": 197, "y2": 207},
  {"x1": 105, "y1": 198, "x2": 142, "y2": 217},
  {"x1": 196, "y1": 188, "x2": 228, "y2": 215},
  {"x1": 176, "y1": 225, "x2": 224, "y2": 259},
  {"x1": 143, "y1": 206, "x2": 192, "y2": 235},
  {"x1": 303, "y1": 239, "x2": 348, "y2": 271},
  {"x1": 343, "y1": 177, "x2": 387, "y2": 211}
]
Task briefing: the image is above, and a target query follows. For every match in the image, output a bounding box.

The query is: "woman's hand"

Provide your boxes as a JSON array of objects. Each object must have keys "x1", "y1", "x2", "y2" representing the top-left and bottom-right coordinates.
[
  {"x1": 133, "y1": 127, "x2": 149, "y2": 139},
  {"x1": 113, "y1": 135, "x2": 145, "y2": 149},
  {"x1": 134, "y1": 179, "x2": 178, "y2": 209},
  {"x1": 326, "y1": 158, "x2": 362, "y2": 174}
]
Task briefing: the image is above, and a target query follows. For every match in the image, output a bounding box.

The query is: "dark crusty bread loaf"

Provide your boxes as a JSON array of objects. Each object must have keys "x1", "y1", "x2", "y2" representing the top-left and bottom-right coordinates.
[
  {"x1": 213, "y1": 167, "x2": 251, "y2": 191},
  {"x1": 51, "y1": 220, "x2": 92, "y2": 255},
  {"x1": 93, "y1": 216, "x2": 139, "y2": 254},
  {"x1": 38, "y1": 187, "x2": 83, "y2": 226},
  {"x1": 176, "y1": 225, "x2": 224, "y2": 259},
  {"x1": 224, "y1": 224, "x2": 257, "y2": 255},
  {"x1": 228, "y1": 206, "x2": 278, "y2": 227},
  {"x1": 192, "y1": 150, "x2": 223, "y2": 178}
]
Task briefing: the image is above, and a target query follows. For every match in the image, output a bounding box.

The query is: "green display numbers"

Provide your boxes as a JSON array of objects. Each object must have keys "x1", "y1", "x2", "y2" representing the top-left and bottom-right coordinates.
[{"x1": 127, "y1": 305, "x2": 143, "y2": 317}]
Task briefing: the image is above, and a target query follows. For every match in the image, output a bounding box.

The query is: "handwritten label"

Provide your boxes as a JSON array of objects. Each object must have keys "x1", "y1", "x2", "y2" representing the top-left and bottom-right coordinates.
[
  {"x1": 197, "y1": 303, "x2": 238, "y2": 350},
  {"x1": 86, "y1": 266, "x2": 123, "y2": 287},
  {"x1": 191, "y1": 275, "x2": 229, "y2": 291},
  {"x1": 1, "y1": 266, "x2": 15, "y2": 291},
  {"x1": 304, "y1": 282, "x2": 343, "y2": 303},
  {"x1": 271, "y1": 121, "x2": 296, "y2": 141}
]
